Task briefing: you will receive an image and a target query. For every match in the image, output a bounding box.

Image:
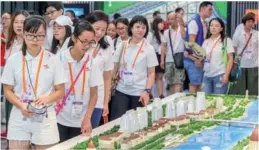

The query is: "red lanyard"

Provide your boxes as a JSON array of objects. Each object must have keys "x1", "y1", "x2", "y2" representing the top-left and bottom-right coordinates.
[
  {"x1": 206, "y1": 37, "x2": 221, "y2": 58},
  {"x1": 244, "y1": 33, "x2": 252, "y2": 48},
  {"x1": 91, "y1": 44, "x2": 100, "y2": 58},
  {"x1": 22, "y1": 50, "x2": 44, "y2": 93},
  {"x1": 123, "y1": 40, "x2": 145, "y2": 69},
  {"x1": 68, "y1": 55, "x2": 89, "y2": 97}
]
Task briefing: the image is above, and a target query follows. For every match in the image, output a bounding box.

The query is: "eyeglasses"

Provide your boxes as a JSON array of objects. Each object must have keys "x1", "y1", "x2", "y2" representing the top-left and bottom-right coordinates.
[
  {"x1": 44, "y1": 10, "x2": 57, "y2": 16},
  {"x1": 77, "y1": 37, "x2": 96, "y2": 47},
  {"x1": 25, "y1": 34, "x2": 46, "y2": 41}
]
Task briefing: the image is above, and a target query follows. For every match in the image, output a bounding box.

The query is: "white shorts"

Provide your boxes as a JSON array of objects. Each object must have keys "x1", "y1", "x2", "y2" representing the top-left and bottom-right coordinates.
[{"x1": 7, "y1": 106, "x2": 60, "y2": 145}]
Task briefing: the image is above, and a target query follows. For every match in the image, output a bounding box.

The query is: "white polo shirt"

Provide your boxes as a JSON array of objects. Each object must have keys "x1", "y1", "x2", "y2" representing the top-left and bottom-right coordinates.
[
  {"x1": 113, "y1": 38, "x2": 158, "y2": 96},
  {"x1": 86, "y1": 36, "x2": 114, "y2": 108},
  {"x1": 1, "y1": 49, "x2": 67, "y2": 118},
  {"x1": 233, "y1": 29, "x2": 258, "y2": 68},
  {"x1": 56, "y1": 48, "x2": 103, "y2": 127},
  {"x1": 146, "y1": 32, "x2": 166, "y2": 55},
  {"x1": 233, "y1": 23, "x2": 244, "y2": 38},
  {"x1": 56, "y1": 37, "x2": 70, "y2": 55},
  {"x1": 164, "y1": 27, "x2": 185, "y2": 63},
  {"x1": 202, "y1": 37, "x2": 235, "y2": 77},
  {"x1": 5, "y1": 39, "x2": 22, "y2": 60},
  {"x1": 188, "y1": 18, "x2": 207, "y2": 40}
]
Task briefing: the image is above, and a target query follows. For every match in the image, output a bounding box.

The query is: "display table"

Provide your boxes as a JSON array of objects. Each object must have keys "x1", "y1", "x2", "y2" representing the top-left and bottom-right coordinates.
[{"x1": 47, "y1": 93, "x2": 258, "y2": 150}]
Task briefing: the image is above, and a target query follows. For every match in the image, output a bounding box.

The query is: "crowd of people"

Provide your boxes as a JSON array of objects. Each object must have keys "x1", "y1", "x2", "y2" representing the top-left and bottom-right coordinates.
[{"x1": 0, "y1": 1, "x2": 258, "y2": 149}]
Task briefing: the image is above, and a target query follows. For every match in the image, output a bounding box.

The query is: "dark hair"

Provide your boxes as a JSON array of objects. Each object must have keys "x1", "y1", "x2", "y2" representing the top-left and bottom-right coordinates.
[
  {"x1": 28, "y1": 10, "x2": 39, "y2": 15},
  {"x1": 242, "y1": 13, "x2": 256, "y2": 24},
  {"x1": 68, "y1": 20, "x2": 95, "y2": 47},
  {"x1": 51, "y1": 23, "x2": 72, "y2": 54},
  {"x1": 45, "y1": 2, "x2": 64, "y2": 12},
  {"x1": 175, "y1": 7, "x2": 184, "y2": 13},
  {"x1": 22, "y1": 15, "x2": 47, "y2": 56},
  {"x1": 199, "y1": 1, "x2": 213, "y2": 12},
  {"x1": 113, "y1": 13, "x2": 121, "y2": 20},
  {"x1": 66, "y1": 10, "x2": 76, "y2": 18},
  {"x1": 206, "y1": 17, "x2": 225, "y2": 43},
  {"x1": 128, "y1": 15, "x2": 149, "y2": 38},
  {"x1": 152, "y1": 17, "x2": 164, "y2": 45},
  {"x1": 153, "y1": 11, "x2": 161, "y2": 17},
  {"x1": 85, "y1": 10, "x2": 109, "y2": 49},
  {"x1": 6, "y1": 10, "x2": 29, "y2": 50},
  {"x1": 115, "y1": 17, "x2": 129, "y2": 27}
]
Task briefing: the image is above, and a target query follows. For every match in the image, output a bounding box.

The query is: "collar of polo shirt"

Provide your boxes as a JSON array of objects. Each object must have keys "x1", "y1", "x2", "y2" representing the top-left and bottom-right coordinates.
[
  {"x1": 65, "y1": 47, "x2": 89, "y2": 64},
  {"x1": 25, "y1": 48, "x2": 44, "y2": 61}
]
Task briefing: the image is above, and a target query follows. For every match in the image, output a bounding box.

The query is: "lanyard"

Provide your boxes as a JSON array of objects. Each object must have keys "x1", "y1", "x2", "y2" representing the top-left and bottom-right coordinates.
[
  {"x1": 68, "y1": 55, "x2": 90, "y2": 97},
  {"x1": 171, "y1": 27, "x2": 179, "y2": 46},
  {"x1": 206, "y1": 37, "x2": 221, "y2": 58},
  {"x1": 123, "y1": 39, "x2": 145, "y2": 69},
  {"x1": 91, "y1": 44, "x2": 100, "y2": 58},
  {"x1": 22, "y1": 49, "x2": 45, "y2": 94},
  {"x1": 244, "y1": 33, "x2": 252, "y2": 49}
]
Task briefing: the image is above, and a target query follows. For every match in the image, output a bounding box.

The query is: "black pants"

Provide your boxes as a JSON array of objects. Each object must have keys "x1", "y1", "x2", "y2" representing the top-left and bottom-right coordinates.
[
  {"x1": 229, "y1": 67, "x2": 258, "y2": 95},
  {"x1": 57, "y1": 123, "x2": 81, "y2": 143},
  {"x1": 109, "y1": 90, "x2": 143, "y2": 121}
]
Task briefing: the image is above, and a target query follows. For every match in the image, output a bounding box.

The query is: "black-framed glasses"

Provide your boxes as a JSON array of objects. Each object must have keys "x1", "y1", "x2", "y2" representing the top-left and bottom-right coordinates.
[
  {"x1": 77, "y1": 37, "x2": 96, "y2": 47},
  {"x1": 25, "y1": 34, "x2": 46, "y2": 41},
  {"x1": 44, "y1": 10, "x2": 57, "y2": 16}
]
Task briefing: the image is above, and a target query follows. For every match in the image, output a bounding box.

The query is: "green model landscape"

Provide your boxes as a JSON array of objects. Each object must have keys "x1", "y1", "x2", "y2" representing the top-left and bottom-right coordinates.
[{"x1": 71, "y1": 94, "x2": 257, "y2": 150}]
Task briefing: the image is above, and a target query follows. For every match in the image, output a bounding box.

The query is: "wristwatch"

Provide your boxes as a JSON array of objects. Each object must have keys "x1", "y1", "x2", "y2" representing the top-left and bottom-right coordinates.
[{"x1": 144, "y1": 89, "x2": 152, "y2": 94}]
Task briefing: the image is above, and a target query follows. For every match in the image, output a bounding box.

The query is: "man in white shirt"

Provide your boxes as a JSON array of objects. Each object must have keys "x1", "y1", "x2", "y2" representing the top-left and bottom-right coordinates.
[
  {"x1": 43, "y1": 2, "x2": 64, "y2": 51},
  {"x1": 229, "y1": 13, "x2": 258, "y2": 95},
  {"x1": 164, "y1": 12, "x2": 186, "y2": 94},
  {"x1": 184, "y1": 1, "x2": 213, "y2": 93}
]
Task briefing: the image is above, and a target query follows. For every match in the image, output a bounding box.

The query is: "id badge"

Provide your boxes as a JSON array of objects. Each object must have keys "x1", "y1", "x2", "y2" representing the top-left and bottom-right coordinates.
[
  {"x1": 71, "y1": 101, "x2": 84, "y2": 118},
  {"x1": 244, "y1": 48, "x2": 252, "y2": 59},
  {"x1": 123, "y1": 70, "x2": 133, "y2": 85},
  {"x1": 20, "y1": 92, "x2": 33, "y2": 103},
  {"x1": 204, "y1": 58, "x2": 211, "y2": 72}
]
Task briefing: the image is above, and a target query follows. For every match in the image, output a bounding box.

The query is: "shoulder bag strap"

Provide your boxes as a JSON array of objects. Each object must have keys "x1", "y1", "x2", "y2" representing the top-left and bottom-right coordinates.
[{"x1": 239, "y1": 33, "x2": 253, "y2": 57}]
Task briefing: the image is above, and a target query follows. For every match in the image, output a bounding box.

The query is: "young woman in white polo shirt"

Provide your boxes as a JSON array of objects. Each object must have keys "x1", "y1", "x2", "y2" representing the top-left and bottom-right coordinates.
[
  {"x1": 5, "y1": 10, "x2": 29, "y2": 60},
  {"x1": 1, "y1": 15, "x2": 67, "y2": 150},
  {"x1": 56, "y1": 21, "x2": 102, "y2": 142},
  {"x1": 147, "y1": 17, "x2": 167, "y2": 98},
  {"x1": 51, "y1": 15, "x2": 73, "y2": 55},
  {"x1": 202, "y1": 18, "x2": 234, "y2": 94},
  {"x1": 111, "y1": 15, "x2": 158, "y2": 121},
  {"x1": 114, "y1": 18, "x2": 129, "y2": 51},
  {"x1": 85, "y1": 10, "x2": 114, "y2": 128}
]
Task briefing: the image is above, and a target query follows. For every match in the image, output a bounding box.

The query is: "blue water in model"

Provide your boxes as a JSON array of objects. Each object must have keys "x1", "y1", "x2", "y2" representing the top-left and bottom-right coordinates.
[{"x1": 170, "y1": 100, "x2": 258, "y2": 150}]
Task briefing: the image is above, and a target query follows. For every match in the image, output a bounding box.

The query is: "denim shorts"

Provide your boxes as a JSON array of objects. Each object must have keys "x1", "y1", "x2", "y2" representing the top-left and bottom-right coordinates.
[
  {"x1": 184, "y1": 60, "x2": 203, "y2": 86},
  {"x1": 201, "y1": 74, "x2": 228, "y2": 94}
]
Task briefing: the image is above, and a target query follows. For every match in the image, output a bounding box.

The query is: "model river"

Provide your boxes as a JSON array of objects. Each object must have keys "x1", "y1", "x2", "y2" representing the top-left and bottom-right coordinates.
[{"x1": 169, "y1": 100, "x2": 258, "y2": 150}]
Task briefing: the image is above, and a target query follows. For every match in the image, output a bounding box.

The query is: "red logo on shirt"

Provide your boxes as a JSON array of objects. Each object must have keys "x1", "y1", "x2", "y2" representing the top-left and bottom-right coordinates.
[{"x1": 43, "y1": 64, "x2": 49, "y2": 69}]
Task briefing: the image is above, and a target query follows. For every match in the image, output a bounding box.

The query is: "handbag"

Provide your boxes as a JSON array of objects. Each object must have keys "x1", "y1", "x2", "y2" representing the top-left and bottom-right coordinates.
[
  {"x1": 168, "y1": 29, "x2": 184, "y2": 69},
  {"x1": 111, "y1": 41, "x2": 127, "y2": 96},
  {"x1": 229, "y1": 33, "x2": 252, "y2": 82}
]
